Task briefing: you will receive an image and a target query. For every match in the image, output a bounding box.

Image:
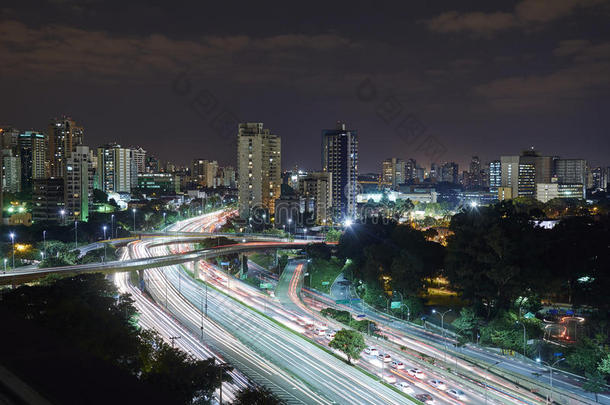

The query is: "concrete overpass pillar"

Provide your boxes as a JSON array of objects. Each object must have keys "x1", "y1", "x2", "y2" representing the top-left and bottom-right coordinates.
[{"x1": 193, "y1": 260, "x2": 202, "y2": 280}]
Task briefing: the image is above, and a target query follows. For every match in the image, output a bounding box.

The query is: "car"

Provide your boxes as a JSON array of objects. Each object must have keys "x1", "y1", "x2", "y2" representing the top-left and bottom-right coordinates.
[
  {"x1": 428, "y1": 379, "x2": 447, "y2": 390},
  {"x1": 390, "y1": 360, "x2": 405, "y2": 370},
  {"x1": 382, "y1": 374, "x2": 397, "y2": 384},
  {"x1": 395, "y1": 381, "x2": 414, "y2": 394},
  {"x1": 407, "y1": 368, "x2": 425, "y2": 379},
  {"x1": 325, "y1": 330, "x2": 337, "y2": 339},
  {"x1": 415, "y1": 394, "x2": 435, "y2": 404},
  {"x1": 314, "y1": 328, "x2": 326, "y2": 336},
  {"x1": 447, "y1": 389, "x2": 467, "y2": 400},
  {"x1": 364, "y1": 347, "x2": 379, "y2": 356},
  {"x1": 377, "y1": 353, "x2": 392, "y2": 363}
]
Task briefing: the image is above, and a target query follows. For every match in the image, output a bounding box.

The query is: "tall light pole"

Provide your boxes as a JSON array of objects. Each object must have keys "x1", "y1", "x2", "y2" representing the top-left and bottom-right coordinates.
[
  {"x1": 288, "y1": 217, "x2": 293, "y2": 234},
  {"x1": 163, "y1": 212, "x2": 166, "y2": 228},
  {"x1": 432, "y1": 308, "x2": 452, "y2": 362},
  {"x1": 9, "y1": 232, "x2": 15, "y2": 269},
  {"x1": 74, "y1": 221, "x2": 78, "y2": 249},
  {"x1": 537, "y1": 357, "x2": 565, "y2": 404},
  {"x1": 102, "y1": 225, "x2": 107, "y2": 262},
  {"x1": 60, "y1": 209, "x2": 66, "y2": 226},
  {"x1": 111, "y1": 214, "x2": 115, "y2": 238},
  {"x1": 42, "y1": 230, "x2": 47, "y2": 259},
  {"x1": 516, "y1": 320, "x2": 527, "y2": 358},
  {"x1": 3, "y1": 258, "x2": 6, "y2": 273},
  {"x1": 485, "y1": 360, "x2": 503, "y2": 404},
  {"x1": 132, "y1": 208, "x2": 137, "y2": 232},
  {"x1": 393, "y1": 290, "x2": 404, "y2": 319}
]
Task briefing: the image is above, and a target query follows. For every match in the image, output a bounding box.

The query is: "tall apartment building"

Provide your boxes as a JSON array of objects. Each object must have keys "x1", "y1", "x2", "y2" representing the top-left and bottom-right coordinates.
[
  {"x1": 381, "y1": 158, "x2": 405, "y2": 188},
  {"x1": 0, "y1": 127, "x2": 20, "y2": 150},
  {"x1": 48, "y1": 116, "x2": 84, "y2": 178},
  {"x1": 405, "y1": 158, "x2": 417, "y2": 181},
  {"x1": 591, "y1": 167, "x2": 609, "y2": 191},
  {"x1": 97, "y1": 143, "x2": 134, "y2": 193},
  {"x1": 65, "y1": 145, "x2": 93, "y2": 221},
  {"x1": 237, "y1": 123, "x2": 281, "y2": 219},
  {"x1": 192, "y1": 159, "x2": 218, "y2": 187},
  {"x1": 131, "y1": 147, "x2": 147, "y2": 173},
  {"x1": 322, "y1": 122, "x2": 358, "y2": 221},
  {"x1": 18, "y1": 131, "x2": 46, "y2": 189},
  {"x1": 298, "y1": 171, "x2": 331, "y2": 225},
  {"x1": 489, "y1": 160, "x2": 501, "y2": 193},
  {"x1": 32, "y1": 178, "x2": 65, "y2": 223},
  {"x1": 2, "y1": 149, "x2": 21, "y2": 193},
  {"x1": 440, "y1": 162, "x2": 459, "y2": 183}
]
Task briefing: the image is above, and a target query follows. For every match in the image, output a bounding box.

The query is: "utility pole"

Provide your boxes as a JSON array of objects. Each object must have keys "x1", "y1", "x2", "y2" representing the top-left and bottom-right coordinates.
[
  {"x1": 432, "y1": 308, "x2": 452, "y2": 363},
  {"x1": 169, "y1": 336, "x2": 181, "y2": 348}
]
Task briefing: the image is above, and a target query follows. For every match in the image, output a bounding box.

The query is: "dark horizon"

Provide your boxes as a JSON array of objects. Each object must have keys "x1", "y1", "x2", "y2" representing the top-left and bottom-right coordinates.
[{"x1": 1, "y1": 1, "x2": 609, "y2": 171}]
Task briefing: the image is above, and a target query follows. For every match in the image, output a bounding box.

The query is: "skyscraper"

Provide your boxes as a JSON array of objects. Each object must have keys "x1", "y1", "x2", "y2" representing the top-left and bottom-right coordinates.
[
  {"x1": 237, "y1": 123, "x2": 281, "y2": 219},
  {"x1": 555, "y1": 159, "x2": 587, "y2": 185},
  {"x1": 192, "y1": 159, "x2": 218, "y2": 187},
  {"x1": 2, "y1": 149, "x2": 21, "y2": 193},
  {"x1": 48, "y1": 116, "x2": 84, "y2": 178},
  {"x1": 18, "y1": 131, "x2": 46, "y2": 189},
  {"x1": 97, "y1": 143, "x2": 134, "y2": 193},
  {"x1": 65, "y1": 145, "x2": 93, "y2": 221},
  {"x1": 501, "y1": 150, "x2": 552, "y2": 198},
  {"x1": 381, "y1": 158, "x2": 405, "y2": 189},
  {"x1": 322, "y1": 122, "x2": 358, "y2": 222},
  {"x1": 131, "y1": 147, "x2": 147, "y2": 173},
  {"x1": 489, "y1": 160, "x2": 501, "y2": 193}
]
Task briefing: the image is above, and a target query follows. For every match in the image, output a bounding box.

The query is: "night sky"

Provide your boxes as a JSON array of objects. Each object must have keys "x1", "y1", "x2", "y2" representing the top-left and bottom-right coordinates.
[{"x1": 1, "y1": 1, "x2": 609, "y2": 172}]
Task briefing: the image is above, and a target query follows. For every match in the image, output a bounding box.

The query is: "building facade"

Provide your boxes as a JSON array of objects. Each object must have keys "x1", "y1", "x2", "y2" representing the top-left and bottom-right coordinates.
[
  {"x1": 97, "y1": 144, "x2": 134, "y2": 193},
  {"x1": 48, "y1": 116, "x2": 83, "y2": 178},
  {"x1": 381, "y1": 158, "x2": 405, "y2": 189},
  {"x1": 237, "y1": 123, "x2": 281, "y2": 219},
  {"x1": 18, "y1": 131, "x2": 46, "y2": 189},
  {"x1": 322, "y1": 122, "x2": 358, "y2": 222},
  {"x1": 65, "y1": 145, "x2": 93, "y2": 221}
]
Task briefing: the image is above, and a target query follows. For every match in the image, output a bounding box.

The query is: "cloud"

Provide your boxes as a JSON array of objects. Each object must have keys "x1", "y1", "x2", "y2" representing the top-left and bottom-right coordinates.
[
  {"x1": 426, "y1": 0, "x2": 608, "y2": 36},
  {"x1": 0, "y1": 20, "x2": 353, "y2": 83},
  {"x1": 554, "y1": 39, "x2": 610, "y2": 61}
]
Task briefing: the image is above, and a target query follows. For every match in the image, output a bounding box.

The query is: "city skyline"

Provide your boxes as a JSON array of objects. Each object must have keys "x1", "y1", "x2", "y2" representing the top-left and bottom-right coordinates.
[{"x1": 1, "y1": 1, "x2": 609, "y2": 171}]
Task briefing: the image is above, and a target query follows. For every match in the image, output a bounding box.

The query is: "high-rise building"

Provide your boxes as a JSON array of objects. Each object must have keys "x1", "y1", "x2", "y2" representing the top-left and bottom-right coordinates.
[
  {"x1": 555, "y1": 159, "x2": 587, "y2": 185},
  {"x1": 65, "y1": 145, "x2": 93, "y2": 221},
  {"x1": 0, "y1": 127, "x2": 20, "y2": 151},
  {"x1": 405, "y1": 159, "x2": 417, "y2": 181},
  {"x1": 96, "y1": 143, "x2": 134, "y2": 193},
  {"x1": 2, "y1": 149, "x2": 21, "y2": 193},
  {"x1": 381, "y1": 158, "x2": 405, "y2": 189},
  {"x1": 501, "y1": 150, "x2": 552, "y2": 198},
  {"x1": 192, "y1": 159, "x2": 218, "y2": 187},
  {"x1": 489, "y1": 160, "x2": 501, "y2": 193},
  {"x1": 322, "y1": 122, "x2": 358, "y2": 221},
  {"x1": 591, "y1": 167, "x2": 609, "y2": 191},
  {"x1": 48, "y1": 116, "x2": 84, "y2": 177},
  {"x1": 131, "y1": 147, "x2": 147, "y2": 173},
  {"x1": 237, "y1": 123, "x2": 281, "y2": 219},
  {"x1": 298, "y1": 171, "x2": 331, "y2": 225},
  {"x1": 18, "y1": 131, "x2": 46, "y2": 189},
  {"x1": 32, "y1": 178, "x2": 64, "y2": 223},
  {"x1": 440, "y1": 162, "x2": 459, "y2": 183},
  {"x1": 215, "y1": 166, "x2": 236, "y2": 188}
]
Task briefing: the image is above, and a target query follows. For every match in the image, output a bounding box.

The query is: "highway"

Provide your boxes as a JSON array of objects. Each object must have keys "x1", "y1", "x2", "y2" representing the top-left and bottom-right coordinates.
[{"x1": 127, "y1": 213, "x2": 417, "y2": 404}]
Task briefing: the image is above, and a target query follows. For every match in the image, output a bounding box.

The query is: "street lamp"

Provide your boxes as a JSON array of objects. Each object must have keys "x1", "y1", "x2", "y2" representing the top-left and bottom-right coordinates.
[
  {"x1": 60, "y1": 209, "x2": 66, "y2": 225},
  {"x1": 74, "y1": 221, "x2": 78, "y2": 248},
  {"x1": 43, "y1": 230, "x2": 47, "y2": 259},
  {"x1": 9, "y1": 232, "x2": 15, "y2": 269},
  {"x1": 163, "y1": 212, "x2": 167, "y2": 228},
  {"x1": 111, "y1": 214, "x2": 115, "y2": 239},
  {"x1": 102, "y1": 225, "x2": 108, "y2": 262},
  {"x1": 536, "y1": 357, "x2": 565, "y2": 404},
  {"x1": 3, "y1": 258, "x2": 6, "y2": 273},
  {"x1": 132, "y1": 208, "x2": 137, "y2": 232},
  {"x1": 484, "y1": 360, "x2": 503, "y2": 404},
  {"x1": 516, "y1": 320, "x2": 527, "y2": 358},
  {"x1": 432, "y1": 308, "x2": 452, "y2": 362},
  {"x1": 304, "y1": 228, "x2": 308, "y2": 240},
  {"x1": 288, "y1": 217, "x2": 293, "y2": 234}
]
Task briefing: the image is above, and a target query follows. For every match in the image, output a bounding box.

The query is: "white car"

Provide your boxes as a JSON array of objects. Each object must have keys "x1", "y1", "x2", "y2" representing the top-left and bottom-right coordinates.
[
  {"x1": 325, "y1": 330, "x2": 337, "y2": 340},
  {"x1": 377, "y1": 353, "x2": 392, "y2": 363},
  {"x1": 395, "y1": 381, "x2": 414, "y2": 394},
  {"x1": 428, "y1": 379, "x2": 448, "y2": 390},
  {"x1": 390, "y1": 361, "x2": 405, "y2": 370},
  {"x1": 364, "y1": 347, "x2": 379, "y2": 356},
  {"x1": 447, "y1": 389, "x2": 467, "y2": 400},
  {"x1": 382, "y1": 374, "x2": 397, "y2": 384},
  {"x1": 407, "y1": 368, "x2": 425, "y2": 379},
  {"x1": 314, "y1": 328, "x2": 327, "y2": 336}
]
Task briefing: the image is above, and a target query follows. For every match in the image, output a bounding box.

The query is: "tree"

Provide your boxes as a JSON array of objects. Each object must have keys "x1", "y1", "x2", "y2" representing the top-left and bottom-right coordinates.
[
  {"x1": 325, "y1": 228, "x2": 342, "y2": 242},
  {"x1": 583, "y1": 372, "x2": 606, "y2": 403},
  {"x1": 452, "y1": 307, "x2": 481, "y2": 341},
  {"x1": 598, "y1": 354, "x2": 610, "y2": 375},
  {"x1": 329, "y1": 329, "x2": 366, "y2": 364},
  {"x1": 566, "y1": 336, "x2": 606, "y2": 374},
  {"x1": 233, "y1": 385, "x2": 285, "y2": 405}
]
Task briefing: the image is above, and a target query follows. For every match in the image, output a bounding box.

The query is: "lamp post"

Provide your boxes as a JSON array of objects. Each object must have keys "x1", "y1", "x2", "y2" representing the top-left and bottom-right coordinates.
[
  {"x1": 3, "y1": 258, "x2": 6, "y2": 273},
  {"x1": 163, "y1": 212, "x2": 167, "y2": 228},
  {"x1": 288, "y1": 217, "x2": 293, "y2": 234},
  {"x1": 74, "y1": 221, "x2": 78, "y2": 249},
  {"x1": 516, "y1": 320, "x2": 527, "y2": 358},
  {"x1": 60, "y1": 209, "x2": 66, "y2": 226},
  {"x1": 42, "y1": 230, "x2": 47, "y2": 259},
  {"x1": 393, "y1": 290, "x2": 404, "y2": 319},
  {"x1": 485, "y1": 360, "x2": 503, "y2": 404},
  {"x1": 10, "y1": 232, "x2": 15, "y2": 269},
  {"x1": 432, "y1": 308, "x2": 452, "y2": 362},
  {"x1": 537, "y1": 357, "x2": 565, "y2": 404},
  {"x1": 132, "y1": 208, "x2": 137, "y2": 232},
  {"x1": 102, "y1": 225, "x2": 107, "y2": 261},
  {"x1": 111, "y1": 214, "x2": 115, "y2": 238}
]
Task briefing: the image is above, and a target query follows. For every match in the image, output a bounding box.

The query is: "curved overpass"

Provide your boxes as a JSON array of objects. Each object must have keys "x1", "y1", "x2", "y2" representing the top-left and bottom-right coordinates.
[{"x1": 0, "y1": 240, "x2": 330, "y2": 286}]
